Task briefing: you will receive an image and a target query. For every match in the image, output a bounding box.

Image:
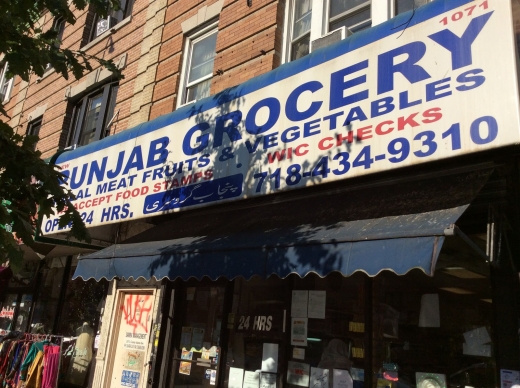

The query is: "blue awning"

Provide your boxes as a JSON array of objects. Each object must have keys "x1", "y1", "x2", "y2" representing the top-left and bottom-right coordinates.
[{"x1": 73, "y1": 205, "x2": 467, "y2": 281}]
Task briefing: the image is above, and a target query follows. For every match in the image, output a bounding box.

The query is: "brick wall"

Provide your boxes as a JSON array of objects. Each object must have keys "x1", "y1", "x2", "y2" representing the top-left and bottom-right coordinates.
[{"x1": 2, "y1": 0, "x2": 286, "y2": 157}]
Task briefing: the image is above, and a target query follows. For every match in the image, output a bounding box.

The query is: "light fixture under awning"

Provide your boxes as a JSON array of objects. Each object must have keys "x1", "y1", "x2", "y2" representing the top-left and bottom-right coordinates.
[{"x1": 73, "y1": 205, "x2": 467, "y2": 281}]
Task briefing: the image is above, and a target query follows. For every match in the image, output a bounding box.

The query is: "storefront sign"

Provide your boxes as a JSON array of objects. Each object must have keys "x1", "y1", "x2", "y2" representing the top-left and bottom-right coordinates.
[{"x1": 42, "y1": 0, "x2": 520, "y2": 234}]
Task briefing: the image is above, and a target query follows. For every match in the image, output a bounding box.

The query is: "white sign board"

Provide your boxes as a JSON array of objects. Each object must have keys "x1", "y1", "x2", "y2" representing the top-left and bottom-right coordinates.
[{"x1": 42, "y1": 0, "x2": 520, "y2": 234}]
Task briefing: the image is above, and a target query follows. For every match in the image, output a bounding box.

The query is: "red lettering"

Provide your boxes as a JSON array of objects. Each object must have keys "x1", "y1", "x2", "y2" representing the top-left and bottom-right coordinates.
[
  {"x1": 336, "y1": 131, "x2": 353, "y2": 146},
  {"x1": 294, "y1": 144, "x2": 309, "y2": 156},
  {"x1": 375, "y1": 120, "x2": 394, "y2": 135},
  {"x1": 398, "y1": 112, "x2": 419, "y2": 130},
  {"x1": 193, "y1": 172, "x2": 203, "y2": 182},
  {"x1": 318, "y1": 137, "x2": 334, "y2": 150},
  {"x1": 422, "y1": 107, "x2": 442, "y2": 123},
  {"x1": 356, "y1": 125, "x2": 373, "y2": 140},
  {"x1": 267, "y1": 149, "x2": 286, "y2": 164},
  {"x1": 181, "y1": 175, "x2": 193, "y2": 186}
]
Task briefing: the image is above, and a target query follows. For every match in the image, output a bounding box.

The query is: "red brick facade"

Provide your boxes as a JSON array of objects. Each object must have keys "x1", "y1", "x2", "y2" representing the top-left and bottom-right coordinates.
[{"x1": 3, "y1": 0, "x2": 283, "y2": 159}]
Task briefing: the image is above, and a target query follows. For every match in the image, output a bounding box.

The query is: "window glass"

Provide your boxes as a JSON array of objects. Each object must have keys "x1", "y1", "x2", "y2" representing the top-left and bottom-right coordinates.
[
  {"x1": 188, "y1": 33, "x2": 218, "y2": 83},
  {"x1": 372, "y1": 237, "x2": 495, "y2": 387},
  {"x1": 31, "y1": 257, "x2": 67, "y2": 334},
  {"x1": 15, "y1": 294, "x2": 32, "y2": 332},
  {"x1": 329, "y1": 6, "x2": 371, "y2": 33},
  {"x1": 291, "y1": 35, "x2": 311, "y2": 61},
  {"x1": 395, "y1": 0, "x2": 428, "y2": 15},
  {"x1": 186, "y1": 79, "x2": 212, "y2": 103},
  {"x1": 293, "y1": 0, "x2": 312, "y2": 39},
  {"x1": 0, "y1": 63, "x2": 13, "y2": 102},
  {"x1": 286, "y1": 0, "x2": 370, "y2": 62},
  {"x1": 26, "y1": 119, "x2": 42, "y2": 150},
  {"x1": 183, "y1": 30, "x2": 218, "y2": 104},
  {"x1": 69, "y1": 83, "x2": 118, "y2": 147},
  {"x1": 172, "y1": 285, "x2": 226, "y2": 387},
  {"x1": 90, "y1": 0, "x2": 134, "y2": 41},
  {"x1": 0, "y1": 294, "x2": 18, "y2": 331},
  {"x1": 224, "y1": 273, "x2": 367, "y2": 388},
  {"x1": 330, "y1": 0, "x2": 369, "y2": 19},
  {"x1": 59, "y1": 263, "x2": 107, "y2": 387},
  {"x1": 78, "y1": 92, "x2": 103, "y2": 146}
]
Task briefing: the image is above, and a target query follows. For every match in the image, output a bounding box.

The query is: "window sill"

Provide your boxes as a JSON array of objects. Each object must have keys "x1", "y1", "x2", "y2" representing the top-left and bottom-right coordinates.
[
  {"x1": 37, "y1": 67, "x2": 56, "y2": 83},
  {"x1": 80, "y1": 15, "x2": 132, "y2": 52}
]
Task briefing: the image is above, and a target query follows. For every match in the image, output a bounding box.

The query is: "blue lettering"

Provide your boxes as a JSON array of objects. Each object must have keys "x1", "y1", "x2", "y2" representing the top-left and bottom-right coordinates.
[
  {"x1": 323, "y1": 112, "x2": 344, "y2": 130},
  {"x1": 147, "y1": 137, "x2": 169, "y2": 168},
  {"x1": 245, "y1": 97, "x2": 280, "y2": 135},
  {"x1": 426, "y1": 77, "x2": 452, "y2": 101},
  {"x1": 198, "y1": 154, "x2": 210, "y2": 167},
  {"x1": 263, "y1": 133, "x2": 278, "y2": 149},
  {"x1": 330, "y1": 60, "x2": 369, "y2": 110},
  {"x1": 399, "y1": 91, "x2": 422, "y2": 109},
  {"x1": 245, "y1": 138, "x2": 262, "y2": 153},
  {"x1": 428, "y1": 12, "x2": 493, "y2": 71},
  {"x1": 303, "y1": 119, "x2": 321, "y2": 138},
  {"x1": 122, "y1": 146, "x2": 144, "y2": 175},
  {"x1": 456, "y1": 68, "x2": 485, "y2": 91},
  {"x1": 281, "y1": 126, "x2": 300, "y2": 143},
  {"x1": 286, "y1": 81, "x2": 323, "y2": 121},
  {"x1": 86, "y1": 157, "x2": 108, "y2": 185},
  {"x1": 371, "y1": 97, "x2": 395, "y2": 117},
  {"x1": 107, "y1": 151, "x2": 125, "y2": 179},
  {"x1": 70, "y1": 164, "x2": 87, "y2": 190},
  {"x1": 343, "y1": 106, "x2": 368, "y2": 126},
  {"x1": 183, "y1": 123, "x2": 209, "y2": 156},
  {"x1": 214, "y1": 111, "x2": 243, "y2": 148},
  {"x1": 96, "y1": 183, "x2": 108, "y2": 195},
  {"x1": 378, "y1": 42, "x2": 430, "y2": 95}
]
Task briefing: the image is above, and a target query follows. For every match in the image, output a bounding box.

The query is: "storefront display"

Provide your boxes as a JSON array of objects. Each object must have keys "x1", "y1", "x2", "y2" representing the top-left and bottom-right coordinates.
[{"x1": 0, "y1": 256, "x2": 107, "y2": 388}]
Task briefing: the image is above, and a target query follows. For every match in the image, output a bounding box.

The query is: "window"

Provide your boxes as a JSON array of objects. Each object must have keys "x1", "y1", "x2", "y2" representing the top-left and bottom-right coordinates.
[
  {"x1": 286, "y1": 0, "x2": 371, "y2": 61},
  {"x1": 67, "y1": 83, "x2": 119, "y2": 147},
  {"x1": 0, "y1": 63, "x2": 14, "y2": 102},
  {"x1": 90, "y1": 0, "x2": 134, "y2": 41},
  {"x1": 46, "y1": 18, "x2": 66, "y2": 71},
  {"x1": 178, "y1": 24, "x2": 218, "y2": 106},
  {"x1": 26, "y1": 118, "x2": 42, "y2": 150},
  {"x1": 394, "y1": 0, "x2": 429, "y2": 16}
]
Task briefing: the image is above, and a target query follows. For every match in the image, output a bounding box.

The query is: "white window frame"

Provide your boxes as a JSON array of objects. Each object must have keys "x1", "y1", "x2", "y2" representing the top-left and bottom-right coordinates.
[
  {"x1": 282, "y1": 0, "x2": 392, "y2": 64},
  {"x1": 177, "y1": 21, "x2": 218, "y2": 108},
  {"x1": 0, "y1": 63, "x2": 14, "y2": 103}
]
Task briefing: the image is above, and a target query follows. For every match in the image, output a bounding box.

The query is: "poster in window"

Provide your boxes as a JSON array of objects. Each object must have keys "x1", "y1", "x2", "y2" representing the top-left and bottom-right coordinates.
[
  {"x1": 308, "y1": 291, "x2": 326, "y2": 319},
  {"x1": 291, "y1": 291, "x2": 308, "y2": 317},
  {"x1": 109, "y1": 292, "x2": 154, "y2": 388},
  {"x1": 310, "y1": 367, "x2": 329, "y2": 388},
  {"x1": 243, "y1": 371, "x2": 260, "y2": 388},
  {"x1": 228, "y1": 367, "x2": 244, "y2": 388},
  {"x1": 291, "y1": 318, "x2": 308, "y2": 346},
  {"x1": 287, "y1": 361, "x2": 310, "y2": 387},
  {"x1": 179, "y1": 350, "x2": 193, "y2": 375},
  {"x1": 260, "y1": 372, "x2": 276, "y2": 388}
]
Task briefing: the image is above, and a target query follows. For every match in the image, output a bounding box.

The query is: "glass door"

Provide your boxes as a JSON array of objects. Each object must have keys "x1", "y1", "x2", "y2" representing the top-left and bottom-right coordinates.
[{"x1": 170, "y1": 285, "x2": 228, "y2": 388}]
